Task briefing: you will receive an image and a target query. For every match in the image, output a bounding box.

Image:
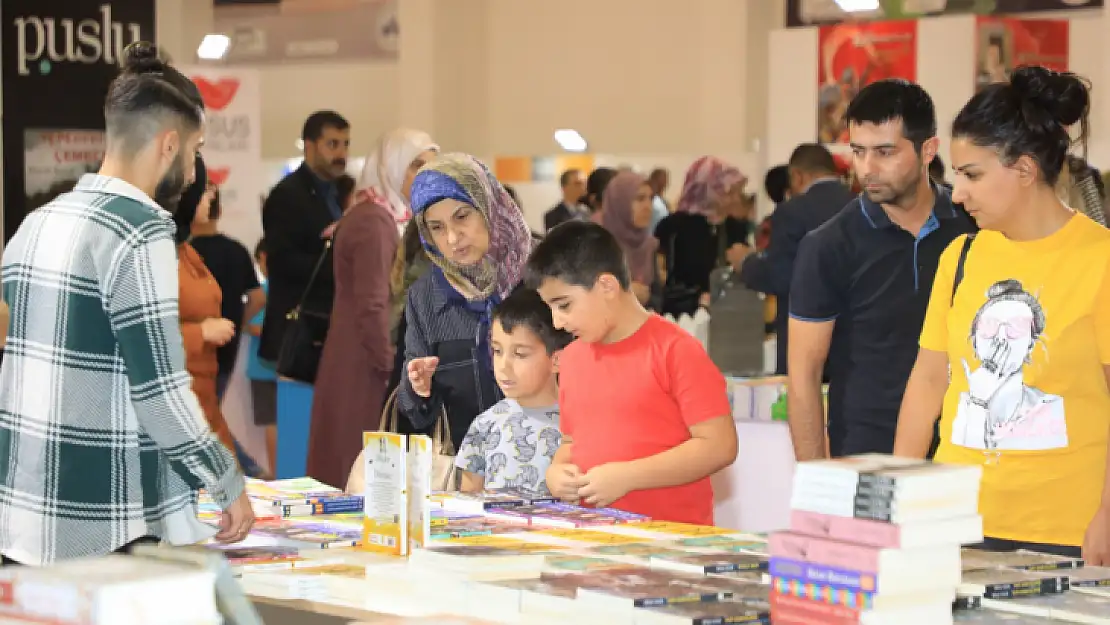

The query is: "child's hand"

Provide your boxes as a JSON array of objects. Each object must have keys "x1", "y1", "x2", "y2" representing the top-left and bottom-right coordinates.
[
  {"x1": 547, "y1": 463, "x2": 585, "y2": 501},
  {"x1": 578, "y1": 462, "x2": 633, "y2": 508}
]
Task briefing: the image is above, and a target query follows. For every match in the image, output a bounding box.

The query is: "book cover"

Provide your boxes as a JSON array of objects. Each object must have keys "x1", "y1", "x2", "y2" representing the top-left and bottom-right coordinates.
[
  {"x1": 252, "y1": 521, "x2": 363, "y2": 548},
  {"x1": 637, "y1": 597, "x2": 771, "y2": 624},
  {"x1": 440, "y1": 491, "x2": 527, "y2": 513},
  {"x1": 530, "y1": 528, "x2": 647, "y2": 544},
  {"x1": 543, "y1": 554, "x2": 646, "y2": 573},
  {"x1": 408, "y1": 434, "x2": 432, "y2": 552},
  {"x1": 959, "y1": 568, "x2": 1070, "y2": 599},
  {"x1": 652, "y1": 552, "x2": 768, "y2": 575},
  {"x1": 588, "y1": 542, "x2": 695, "y2": 559},
  {"x1": 280, "y1": 499, "x2": 364, "y2": 517},
  {"x1": 207, "y1": 545, "x2": 301, "y2": 566},
  {"x1": 788, "y1": 509, "x2": 983, "y2": 549},
  {"x1": 623, "y1": 522, "x2": 741, "y2": 537},
  {"x1": 247, "y1": 477, "x2": 358, "y2": 506},
  {"x1": 1067, "y1": 565, "x2": 1110, "y2": 588},
  {"x1": 575, "y1": 570, "x2": 750, "y2": 609},
  {"x1": 769, "y1": 557, "x2": 878, "y2": 593},
  {"x1": 361, "y1": 431, "x2": 408, "y2": 556},
  {"x1": 960, "y1": 549, "x2": 1083, "y2": 572}
]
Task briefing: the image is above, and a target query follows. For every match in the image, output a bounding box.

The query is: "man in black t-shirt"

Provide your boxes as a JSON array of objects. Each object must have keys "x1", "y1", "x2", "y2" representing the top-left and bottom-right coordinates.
[{"x1": 191, "y1": 188, "x2": 266, "y2": 398}]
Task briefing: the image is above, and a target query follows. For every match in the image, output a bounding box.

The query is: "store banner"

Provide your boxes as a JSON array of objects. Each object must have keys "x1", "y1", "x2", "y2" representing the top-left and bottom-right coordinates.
[
  {"x1": 788, "y1": 0, "x2": 1102, "y2": 28},
  {"x1": 183, "y1": 67, "x2": 264, "y2": 251},
  {"x1": 214, "y1": 0, "x2": 399, "y2": 65},
  {"x1": 1, "y1": 0, "x2": 154, "y2": 241},
  {"x1": 817, "y1": 21, "x2": 918, "y2": 144},
  {"x1": 975, "y1": 17, "x2": 1068, "y2": 91}
]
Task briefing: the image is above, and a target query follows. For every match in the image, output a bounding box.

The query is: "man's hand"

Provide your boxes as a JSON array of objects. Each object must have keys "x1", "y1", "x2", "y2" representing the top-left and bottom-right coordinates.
[
  {"x1": 578, "y1": 462, "x2": 634, "y2": 508},
  {"x1": 214, "y1": 491, "x2": 255, "y2": 544},
  {"x1": 407, "y1": 356, "x2": 439, "y2": 398},
  {"x1": 726, "y1": 243, "x2": 752, "y2": 269},
  {"x1": 321, "y1": 222, "x2": 339, "y2": 239},
  {"x1": 1084, "y1": 506, "x2": 1110, "y2": 566},
  {"x1": 201, "y1": 318, "x2": 236, "y2": 346},
  {"x1": 547, "y1": 463, "x2": 585, "y2": 502}
]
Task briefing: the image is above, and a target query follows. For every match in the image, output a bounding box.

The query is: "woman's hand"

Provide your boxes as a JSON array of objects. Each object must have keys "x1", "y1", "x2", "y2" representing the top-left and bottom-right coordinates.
[
  {"x1": 201, "y1": 318, "x2": 236, "y2": 346},
  {"x1": 407, "y1": 356, "x2": 439, "y2": 398},
  {"x1": 1084, "y1": 506, "x2": 1110, "y2": 566}
]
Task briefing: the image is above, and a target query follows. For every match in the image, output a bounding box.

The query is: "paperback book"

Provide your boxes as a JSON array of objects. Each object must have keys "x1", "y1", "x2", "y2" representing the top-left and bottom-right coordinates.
[
  {"x1": 361, "y1": 431, "x2": 408, "y2": 556},
  {"x1": 650, "y1": 552, "x2": 768, "y2": 575},
  {"x1": 408, "y1": 434, "x2": 433, "y2": 552},
  {"x1": 960, "y1": 549, "x2": 1083, "y2": 572},
  {"x1": 958, "y1": 568, "x2": 1070, "y2": 599}
]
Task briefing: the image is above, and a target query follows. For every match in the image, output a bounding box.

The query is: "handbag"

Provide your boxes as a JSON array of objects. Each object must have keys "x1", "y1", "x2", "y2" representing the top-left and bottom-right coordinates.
[
  {"x1": 346, "y1": 387, "x2": 458, "y2": 494},
  {"x1": 275, "y1": 238, "x2": 333, "y2": 384},
  {"x1": 661, "y1": 232, "x2": 702, "y2": 311}
]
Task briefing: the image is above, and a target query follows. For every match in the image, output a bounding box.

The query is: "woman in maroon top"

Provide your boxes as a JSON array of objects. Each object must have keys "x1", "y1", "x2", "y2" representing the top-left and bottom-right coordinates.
[{"x1": 306, "y1": 129, "x2": 438, "y2": 489}]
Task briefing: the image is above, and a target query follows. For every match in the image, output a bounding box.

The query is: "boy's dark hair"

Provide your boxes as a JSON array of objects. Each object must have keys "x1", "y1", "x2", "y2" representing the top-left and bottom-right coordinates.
[
  {"x1": 525, "y1": 221, "x2": 630, "y2": 291},
  {"x1": 845, "y1": 79, "x2": 937, "y2": 153},
  {"x1": 302, "y1": 110, "x2": 350, "y2": 142},
  {"x1": 254, "y1": 238, "x2": 267, "y2": 259},
  {"x1": 763, "y1": 165, "x2": 790, "y2": 204},
  {"x1": 493, "y1": 288, "x2": 573, "y2": 355},
  {"x1": 336, "y1": 174, "x2": 356, "y2": 208},
  {"x1": 104, "y1": 42, "x2": 204, "y2": 157}
]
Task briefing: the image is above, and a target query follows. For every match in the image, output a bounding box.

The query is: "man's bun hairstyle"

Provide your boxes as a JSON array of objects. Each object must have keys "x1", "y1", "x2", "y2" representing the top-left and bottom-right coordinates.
[{"x1": 104, "y1": 42, "x2": 204, "y2": 155}]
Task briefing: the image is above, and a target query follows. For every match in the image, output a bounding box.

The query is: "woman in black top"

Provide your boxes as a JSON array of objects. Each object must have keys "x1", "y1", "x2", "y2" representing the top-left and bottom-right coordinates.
[{"x1": 654, "y1": 156, "x2": 752, "y2": 317}]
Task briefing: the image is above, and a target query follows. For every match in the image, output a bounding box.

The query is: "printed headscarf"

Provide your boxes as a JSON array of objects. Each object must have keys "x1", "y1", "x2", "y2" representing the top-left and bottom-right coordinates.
[
  {"x1": 409, "y1": 153, "x2": 532, "y2": 302},
  {"x1": 601, "y1": 171, "x2": 657, "y2": 284},
  {"x1": 675, "y1": 156, "x2": 746, "y2": 219},
  {"x1": 357, "y1": 128, "x2": 439, "y2": 222}
]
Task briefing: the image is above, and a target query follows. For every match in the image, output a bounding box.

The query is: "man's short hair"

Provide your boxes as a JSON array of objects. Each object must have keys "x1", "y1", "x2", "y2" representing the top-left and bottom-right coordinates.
[
  {"x1": 845, "y1": 79, "x2": 937, "y2": 153},
  {"x1": 559, "y1": 169, "x2": 581, "y2": 188},
  {"x1": 493, "y1": 288, "x2": 573, "y2": 354},
  {"x1": 104, "y1": 42, "x2": 203, "y2": 156},
  {"x1": 929, "y1": 156, "x2": 946, "y2": 182},
  {"x1": 302, "y1": 110, "x2": 350, "y2": 142},
  {"x1": 525, "y1": 221, "x2": 630, "y2": 291},
  {"x1": 788, "y1": 143, "x2": 838, "y2": 175}
]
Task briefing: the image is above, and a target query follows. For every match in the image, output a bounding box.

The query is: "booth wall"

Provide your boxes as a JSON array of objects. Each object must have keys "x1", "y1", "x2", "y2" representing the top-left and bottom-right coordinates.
[{"x1": 766, "y1": 10, "x2": 1108, "y2": 175}]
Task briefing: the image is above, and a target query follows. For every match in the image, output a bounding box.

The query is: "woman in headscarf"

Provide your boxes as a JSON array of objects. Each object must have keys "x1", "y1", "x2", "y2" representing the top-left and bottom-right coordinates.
[
  {"x1": 653, "y1": 156, "x2": 751, "y2": 317},
  {"x1": 601, "y1": 170, "x2": 657, "y2": 306},
  {"x1": 307, "y1": 128, "x2": 438, "y2": 489},
  {"x1": 174, "y1": 155, "x2": 237, "y2": 454},
  {"x1": 399, "y1": 153, "x2": 533, "y2": 452}
]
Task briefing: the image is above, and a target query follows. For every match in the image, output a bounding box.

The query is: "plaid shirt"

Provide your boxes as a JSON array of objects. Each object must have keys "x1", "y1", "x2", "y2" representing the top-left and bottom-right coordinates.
[{"x1": 0, "y1": 175, "x2": 244, "y2": 565}]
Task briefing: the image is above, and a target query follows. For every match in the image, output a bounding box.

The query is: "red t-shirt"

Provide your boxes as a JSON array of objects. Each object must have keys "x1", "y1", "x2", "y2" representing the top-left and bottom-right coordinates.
[{"x1": 558, "y1": 315, "x2": 732, "y2": 525}]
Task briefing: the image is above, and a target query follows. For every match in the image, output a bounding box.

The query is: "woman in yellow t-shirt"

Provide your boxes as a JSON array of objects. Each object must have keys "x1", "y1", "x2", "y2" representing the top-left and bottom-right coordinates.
[{"x1": 894, "y1": 66, "x2": 1110, "y2": 565}]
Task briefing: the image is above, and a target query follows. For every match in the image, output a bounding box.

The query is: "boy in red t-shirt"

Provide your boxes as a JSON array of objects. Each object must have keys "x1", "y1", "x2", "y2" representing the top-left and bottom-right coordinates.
[{"x1": 524, "y1": 221, "x2": 738, "y2": 525}]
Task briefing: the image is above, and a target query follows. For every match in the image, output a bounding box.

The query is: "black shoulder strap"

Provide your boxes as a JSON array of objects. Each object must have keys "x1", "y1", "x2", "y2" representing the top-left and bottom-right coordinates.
[
  {"x1": 293, "y1": 232, "x2": 336, "y2": 312},
  {"x1": 951, "y1": 233, "x2": 976, "y2": 305}
]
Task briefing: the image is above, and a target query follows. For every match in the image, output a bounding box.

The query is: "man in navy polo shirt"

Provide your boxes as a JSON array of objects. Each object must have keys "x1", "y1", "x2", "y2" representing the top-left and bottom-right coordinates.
[{"x1": 787, "y1": 80, "x2": 975, "y2": 460}]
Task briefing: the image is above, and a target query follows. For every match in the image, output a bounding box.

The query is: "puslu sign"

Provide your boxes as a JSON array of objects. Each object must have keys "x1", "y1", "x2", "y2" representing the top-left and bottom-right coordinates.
[{"x1": 13, "y1": 4, "x2": 142, "y2": 76}]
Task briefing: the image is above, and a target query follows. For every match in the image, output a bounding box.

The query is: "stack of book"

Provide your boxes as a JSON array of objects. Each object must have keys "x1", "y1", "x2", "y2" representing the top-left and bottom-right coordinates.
[
  {"x1": 768, "y1": 454, "x2": 984, "y2": 625},
  {"x1": 246, "y1": 476, "x2": 364, "y2": 517}
]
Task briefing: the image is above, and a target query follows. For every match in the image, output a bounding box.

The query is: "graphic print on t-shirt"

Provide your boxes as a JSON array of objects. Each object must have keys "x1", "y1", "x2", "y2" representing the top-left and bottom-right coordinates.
[
  {"x1": 952, "y1": 279, "x2": 1067, "y2": 451},
  {"x1": 456, "y1": 400, "x2": 561, "y2": 494}
]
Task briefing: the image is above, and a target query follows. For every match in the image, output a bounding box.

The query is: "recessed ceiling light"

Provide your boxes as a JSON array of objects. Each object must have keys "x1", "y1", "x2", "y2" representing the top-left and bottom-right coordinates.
[
  {"x1": 835, "y1": 0, "x2": 880, "y2": 10},
  {"x1": 554, "y1": 129, "x2": 588, "y2": 153},
  {"x1": 197, "y1": 34, "x2": 231, "y2": 60}
]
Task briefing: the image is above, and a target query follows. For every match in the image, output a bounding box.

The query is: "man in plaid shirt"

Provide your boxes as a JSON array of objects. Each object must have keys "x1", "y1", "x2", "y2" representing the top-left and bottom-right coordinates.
[{"x1": 0, "y1": 44, "x2": 253, "y2": 565}]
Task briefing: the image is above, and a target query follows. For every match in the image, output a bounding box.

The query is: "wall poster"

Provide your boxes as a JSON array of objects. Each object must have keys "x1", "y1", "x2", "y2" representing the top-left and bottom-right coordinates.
[
  {"x1": 817, "y1": 21, "x2": 918, "y2": 144},
  {"x1": 975, "y1": 16, "x2": 1068, "y2": 91}
]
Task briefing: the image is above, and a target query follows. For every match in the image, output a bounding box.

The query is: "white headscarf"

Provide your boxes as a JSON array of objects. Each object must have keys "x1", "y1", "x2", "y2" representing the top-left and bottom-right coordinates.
[{"x1": 357, "y1": 128, "x2": 439, "y2": 222}]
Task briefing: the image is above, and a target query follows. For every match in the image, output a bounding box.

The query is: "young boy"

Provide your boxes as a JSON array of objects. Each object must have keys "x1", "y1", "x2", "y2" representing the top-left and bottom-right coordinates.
[
  {"x1": 455, "y1": 288, "x2": 573, "y2": 495},
  {"x1": 525, "y1": 221, "x2": 738, "y2": 525},
  {"x1": 246, "y1": 239, "x2": 277, "y2": 476}
]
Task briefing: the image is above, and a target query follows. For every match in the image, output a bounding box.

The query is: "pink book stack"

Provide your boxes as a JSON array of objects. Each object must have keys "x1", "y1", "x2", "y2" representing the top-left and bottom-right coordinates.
[{"x1": 768, "y1": 454, "x2": 984, "y2": 625}]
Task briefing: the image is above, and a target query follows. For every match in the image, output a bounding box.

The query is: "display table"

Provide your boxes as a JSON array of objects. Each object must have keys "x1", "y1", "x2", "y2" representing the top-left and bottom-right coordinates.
[{"x1": 252, "y1": 595, "x2": 388, "y2": 624}]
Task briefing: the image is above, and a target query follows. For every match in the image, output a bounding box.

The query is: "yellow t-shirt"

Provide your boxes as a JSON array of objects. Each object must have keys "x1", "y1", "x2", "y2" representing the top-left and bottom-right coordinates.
[{"x1": 921, "y1": 213, "x2": 1110, "y2": 546}]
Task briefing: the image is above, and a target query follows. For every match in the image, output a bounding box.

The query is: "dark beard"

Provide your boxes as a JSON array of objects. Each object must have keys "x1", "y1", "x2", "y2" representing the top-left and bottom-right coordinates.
[
  {"x1": 863, "y1": 167, "x2": 922, "y2": 208},
  {"x1": 154, "y1": 152, "x2": 188, "y2": 212}
]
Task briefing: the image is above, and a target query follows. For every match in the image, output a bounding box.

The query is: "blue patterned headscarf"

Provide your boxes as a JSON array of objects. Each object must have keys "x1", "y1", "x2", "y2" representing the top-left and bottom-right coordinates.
[{"x1": 409, "y1": 153, "x2": 532, "y2": 303}]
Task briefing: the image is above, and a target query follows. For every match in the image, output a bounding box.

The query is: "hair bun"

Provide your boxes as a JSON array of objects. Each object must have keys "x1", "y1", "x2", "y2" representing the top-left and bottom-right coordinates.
[
  {"x1": 120, "y1": 41, "x2": 167, "y2": 74},
  {"x1": 1010, "y1": 65, "x2": 1090, "y2": 127}
]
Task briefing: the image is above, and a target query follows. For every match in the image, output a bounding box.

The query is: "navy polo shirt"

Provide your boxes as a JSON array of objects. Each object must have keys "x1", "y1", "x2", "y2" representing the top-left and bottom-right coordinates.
[{"x1": 789, "y1": 184, "x2": 975, "y2": 456}]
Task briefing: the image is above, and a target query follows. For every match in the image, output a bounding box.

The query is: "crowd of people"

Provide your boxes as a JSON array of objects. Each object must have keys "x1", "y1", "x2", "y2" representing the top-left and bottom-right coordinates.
[{"x1": 0, "y1": 39, "x2": 1108, "y2": 571}]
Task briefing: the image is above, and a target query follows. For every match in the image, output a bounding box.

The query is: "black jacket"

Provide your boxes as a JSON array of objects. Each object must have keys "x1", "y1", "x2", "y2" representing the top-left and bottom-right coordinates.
[
  {"x1": 258, "y1": 164, "x2": 338, "y2": 362},
  {"x1": 543, "y1": 203, "x2": 576, "y2": 233},
  {"x1": 740, "y1": 179, "x2": 855, "y2": 374}
]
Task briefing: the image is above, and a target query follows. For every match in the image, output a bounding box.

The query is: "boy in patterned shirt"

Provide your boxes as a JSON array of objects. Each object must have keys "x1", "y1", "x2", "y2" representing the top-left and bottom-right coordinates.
[{"x1": 456, "y1": 288, "x2": 573, "y2": 495}]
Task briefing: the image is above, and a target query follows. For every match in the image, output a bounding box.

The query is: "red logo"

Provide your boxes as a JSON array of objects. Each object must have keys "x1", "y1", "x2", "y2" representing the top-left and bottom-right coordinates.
[
  {"x1": 209, "y1": 168, "x2": 231, "y2": 186},
  {"x1": 192, "y1": 77, "x2": 240, "y2": 111}
]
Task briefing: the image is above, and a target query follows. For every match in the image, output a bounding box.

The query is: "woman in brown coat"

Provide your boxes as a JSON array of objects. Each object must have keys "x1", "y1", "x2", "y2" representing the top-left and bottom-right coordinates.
[
  {"x1": 307, "y1": 129, "x2": 438, "y2": 488},
  {"x1": 174, "y1": 157, "x2": 237, "y2": 453}
]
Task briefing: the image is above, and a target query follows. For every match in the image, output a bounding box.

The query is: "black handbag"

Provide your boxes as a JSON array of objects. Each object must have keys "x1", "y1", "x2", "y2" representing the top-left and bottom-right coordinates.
[
  {"x1": 661, "y1": 232, "x2": 702, "y2": 311},
  {"x1": 276, "y1": 237, "x2": 334, "y2": 384}
]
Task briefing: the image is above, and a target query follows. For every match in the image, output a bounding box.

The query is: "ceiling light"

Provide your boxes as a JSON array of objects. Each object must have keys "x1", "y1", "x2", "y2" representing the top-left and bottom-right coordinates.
[
  {"x1": 197, "y1": 34, "x2": 231, "y2": 60},
  {"x1": 554, "y1": 129, "x2": 588, "y2": 153},
  {"x1": 834, "y1": 0, "x2": 880, "y2": 10}
]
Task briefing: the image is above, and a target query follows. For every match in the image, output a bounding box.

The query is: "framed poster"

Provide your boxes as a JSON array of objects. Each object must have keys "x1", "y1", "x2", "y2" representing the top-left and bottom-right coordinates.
[
  {"x1": 817, "y1": 21, "x2": 918, "y2": 144},
  {"x1": 975, "y1": 16, "x2": 1068, "y2": 91}
]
